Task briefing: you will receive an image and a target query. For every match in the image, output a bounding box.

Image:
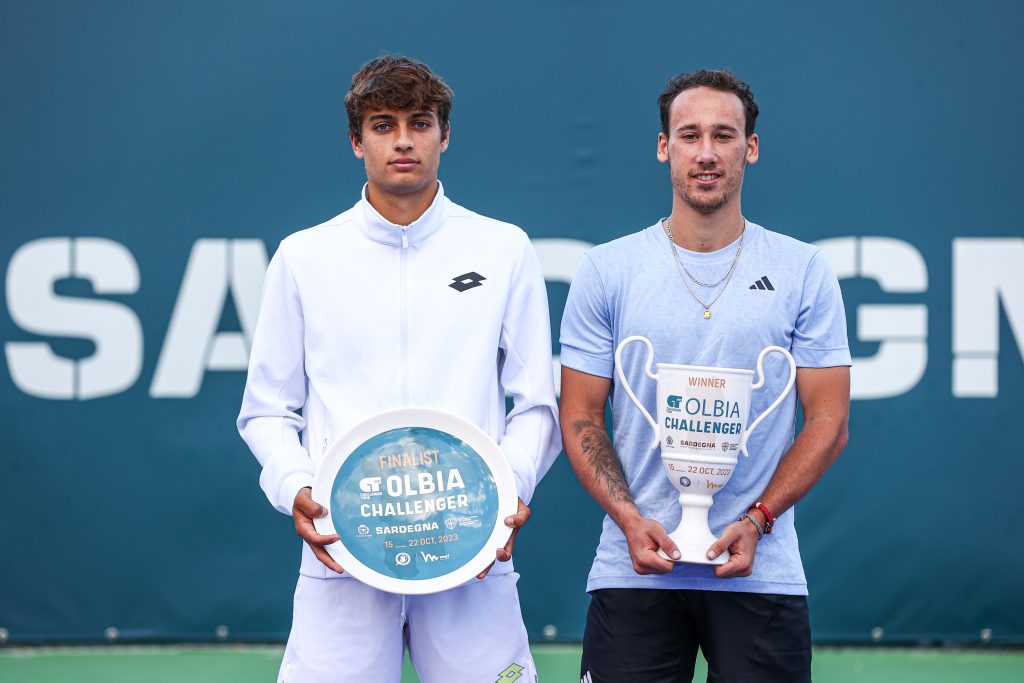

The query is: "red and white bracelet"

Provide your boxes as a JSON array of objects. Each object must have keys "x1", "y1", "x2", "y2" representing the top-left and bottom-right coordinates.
[{"x1": 752, "y1": 501, "x2": 775, "y2": 535}]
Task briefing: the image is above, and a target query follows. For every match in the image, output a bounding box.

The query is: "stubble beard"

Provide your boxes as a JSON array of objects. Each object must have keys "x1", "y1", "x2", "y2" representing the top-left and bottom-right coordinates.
[{"x1": 676, "y1": 160, "x2": 746, "y2": 214}]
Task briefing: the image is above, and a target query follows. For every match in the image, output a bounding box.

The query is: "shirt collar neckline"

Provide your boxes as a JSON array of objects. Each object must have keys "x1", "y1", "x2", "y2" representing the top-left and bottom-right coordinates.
[{"x1": 358, "y1": 180, "x2": 448, "y2": 246}]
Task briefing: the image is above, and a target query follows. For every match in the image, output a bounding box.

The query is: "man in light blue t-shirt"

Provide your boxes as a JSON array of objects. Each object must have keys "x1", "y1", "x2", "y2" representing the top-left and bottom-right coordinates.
[{"x1": 560, "y1": 70, "x2": 851, "y2": 683}]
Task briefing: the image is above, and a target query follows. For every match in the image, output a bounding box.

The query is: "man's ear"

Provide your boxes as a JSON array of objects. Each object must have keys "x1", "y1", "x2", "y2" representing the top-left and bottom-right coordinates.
[
  {"x1": 350, "y1": 130, "x2": 364, "y2": 159},
  {"x1": 440, "y1": 123, "x2": 450, "y2": 153},
  {"x1": 657, "y1": 131, "x2": 669, "y2": 163}
]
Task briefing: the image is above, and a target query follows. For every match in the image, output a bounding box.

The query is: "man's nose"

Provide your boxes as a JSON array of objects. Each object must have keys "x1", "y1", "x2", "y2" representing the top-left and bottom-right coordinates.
[
  {"x1": 394, "y1": 125, "x2": 414, "y2": 150},
  {"x1": 695, "y1": 138, "x2": 716, "y2": 163}
]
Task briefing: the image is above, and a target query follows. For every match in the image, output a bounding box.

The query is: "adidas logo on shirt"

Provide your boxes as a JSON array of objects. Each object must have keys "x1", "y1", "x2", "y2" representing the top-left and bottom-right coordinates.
[{"x1": 749, "y1": 275, "x2": 774, "y2": 291}]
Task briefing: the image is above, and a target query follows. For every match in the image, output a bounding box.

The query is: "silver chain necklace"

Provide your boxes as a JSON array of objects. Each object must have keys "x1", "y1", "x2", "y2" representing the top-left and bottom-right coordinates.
[{"x1": 664, "y1": 217, "x2": 745, "y2": 320}]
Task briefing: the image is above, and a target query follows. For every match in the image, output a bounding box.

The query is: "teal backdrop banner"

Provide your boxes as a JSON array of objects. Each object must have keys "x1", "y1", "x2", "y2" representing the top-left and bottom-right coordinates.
[{"x1": 2, "y1": 1, "x2": 1022, "y2": 644}]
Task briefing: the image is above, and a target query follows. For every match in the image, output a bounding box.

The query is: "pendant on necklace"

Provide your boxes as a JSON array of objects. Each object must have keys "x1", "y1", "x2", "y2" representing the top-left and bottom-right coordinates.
[{"x1": 703, "y1": 309, "x2": 712, "y2": 320}]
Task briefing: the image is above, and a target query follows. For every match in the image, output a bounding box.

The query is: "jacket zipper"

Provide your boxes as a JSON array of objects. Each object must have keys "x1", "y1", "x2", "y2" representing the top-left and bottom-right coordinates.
[
  {"x1": 400, "y1": 227, "x2": 410, "y2": 407},
  {"x1": 321, "y1": 404, "x2": 329, "y2": 456}
]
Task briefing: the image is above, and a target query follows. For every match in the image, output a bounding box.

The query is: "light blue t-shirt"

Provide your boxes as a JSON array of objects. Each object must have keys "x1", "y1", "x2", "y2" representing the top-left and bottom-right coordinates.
[{"x1": 560, "y1": 220, "x2": 851, "y2": 596}]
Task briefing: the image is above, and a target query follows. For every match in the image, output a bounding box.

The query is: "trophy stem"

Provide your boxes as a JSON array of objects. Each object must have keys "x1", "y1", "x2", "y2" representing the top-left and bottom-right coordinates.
[{"x1": 660, "y1": 492, "x2": 730, "y2": 566}]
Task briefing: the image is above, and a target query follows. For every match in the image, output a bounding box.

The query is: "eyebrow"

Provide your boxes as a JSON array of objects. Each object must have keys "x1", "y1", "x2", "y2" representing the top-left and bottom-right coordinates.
[
  {"x1": 676, "y1": 123, "x2": 741, "y2": 133},
  {"x1": 367, "y1": 111, "x2": 436, "y2": 122}
]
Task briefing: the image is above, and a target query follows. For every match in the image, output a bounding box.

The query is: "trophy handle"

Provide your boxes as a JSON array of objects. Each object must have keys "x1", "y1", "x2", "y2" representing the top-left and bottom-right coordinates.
[
  {"x1": 741, "y1": 346, "x2": 797, "y2": 457},
  {"x1": 614, "y1": 336, "x2": 660, "y2": 449}
]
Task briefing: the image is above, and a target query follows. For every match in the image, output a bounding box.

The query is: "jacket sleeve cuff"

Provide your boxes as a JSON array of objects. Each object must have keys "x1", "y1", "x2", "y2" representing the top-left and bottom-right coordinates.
[
  {"x1": 499, "y1": 436, "x2": 536, "y2": 505},
  {"x1": 277, "y1": 471, "x2": 315, "y2": 515}
]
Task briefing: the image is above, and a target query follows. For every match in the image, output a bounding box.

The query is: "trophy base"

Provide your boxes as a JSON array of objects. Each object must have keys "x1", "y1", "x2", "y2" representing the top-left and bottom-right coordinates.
[
  {"x1": 658, "y1": 540, "x2": 729, "y2": 566},
  {"x1": 658, "y1": 493, "x2": 730, "y2": 565}
]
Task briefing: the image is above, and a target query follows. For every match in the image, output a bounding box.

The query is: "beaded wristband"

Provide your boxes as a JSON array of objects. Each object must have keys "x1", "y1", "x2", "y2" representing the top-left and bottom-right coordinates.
[
  {"x1": 753, "y1": 501, "x2": 775, "y2": 535},
  {"x1": 739, "y1": 513, "x2": 764, "y2": 539}
]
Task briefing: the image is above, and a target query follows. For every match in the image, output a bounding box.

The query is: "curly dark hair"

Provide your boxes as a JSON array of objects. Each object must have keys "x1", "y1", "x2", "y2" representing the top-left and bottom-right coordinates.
[
  {"x1": 658, "y1": 69, "x2": 759, "y2": 138},
  {"x1": 345, "y1": 55, "x2": 454, "y2": 142}
]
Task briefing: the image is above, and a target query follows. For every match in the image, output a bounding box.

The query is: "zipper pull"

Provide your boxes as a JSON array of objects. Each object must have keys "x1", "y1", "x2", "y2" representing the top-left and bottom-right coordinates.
[{"x1": 401, "y1": 227, "x2": 409, "y2": 248}]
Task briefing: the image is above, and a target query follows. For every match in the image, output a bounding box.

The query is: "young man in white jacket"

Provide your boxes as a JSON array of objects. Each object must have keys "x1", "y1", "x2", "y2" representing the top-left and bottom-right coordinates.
[{"x1": 237, "y1": 55, "x2": 560, "y2": 683}]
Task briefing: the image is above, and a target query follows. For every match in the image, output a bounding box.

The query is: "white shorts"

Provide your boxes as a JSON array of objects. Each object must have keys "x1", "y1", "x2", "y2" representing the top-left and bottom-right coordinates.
[{"x1": 278, "y1": 572, "x2": 537, "y2": 683}]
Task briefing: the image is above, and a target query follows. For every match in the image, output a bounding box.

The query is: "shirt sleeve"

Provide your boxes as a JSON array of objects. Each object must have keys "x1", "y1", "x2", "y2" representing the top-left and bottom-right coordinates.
[
  {"x1": 496, "y1": 235, "x2": 562, "y2": 505},
  {"x1": 559, "y1": 253, "x2": 615, "y2": 378},
  {"x1": 792, "y1": 250, "x2": 853, "y2": 368},
  {"x1": 236, "y1": 243, "x2": 314, "y2": 514}
]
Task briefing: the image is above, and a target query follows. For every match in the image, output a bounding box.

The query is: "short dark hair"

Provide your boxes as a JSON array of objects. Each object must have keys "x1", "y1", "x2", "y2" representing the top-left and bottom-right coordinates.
[
  {"x1": 345, "y1": 55, "x2": 454, "y2": 142},
  {"x1": 658, "y1": 69, "x2": 759, "y2": 138}
]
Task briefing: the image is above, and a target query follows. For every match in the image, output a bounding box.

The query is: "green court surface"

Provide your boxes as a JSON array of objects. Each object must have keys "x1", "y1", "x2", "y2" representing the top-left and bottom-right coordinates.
[{"x1": 1, "y1": 644, "x2": 1022, "y2": 682}]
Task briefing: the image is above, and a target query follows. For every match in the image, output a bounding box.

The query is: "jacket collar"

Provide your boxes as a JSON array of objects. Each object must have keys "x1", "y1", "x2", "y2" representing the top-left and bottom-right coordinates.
[{"x1": 357, "y1": 180, "x2": 449, "y2": 247}]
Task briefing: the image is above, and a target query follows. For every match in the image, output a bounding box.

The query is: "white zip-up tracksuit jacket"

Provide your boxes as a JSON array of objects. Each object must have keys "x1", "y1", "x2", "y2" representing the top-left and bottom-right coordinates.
[{"x1": 237, "y1": 182, "x2": 561, "y2": 580}]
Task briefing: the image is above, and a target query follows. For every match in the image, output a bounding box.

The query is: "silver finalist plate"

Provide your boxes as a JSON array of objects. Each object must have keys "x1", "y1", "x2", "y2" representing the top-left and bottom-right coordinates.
[{"x1": 312, "y1": 408, "x2": 518, "y2": 594}]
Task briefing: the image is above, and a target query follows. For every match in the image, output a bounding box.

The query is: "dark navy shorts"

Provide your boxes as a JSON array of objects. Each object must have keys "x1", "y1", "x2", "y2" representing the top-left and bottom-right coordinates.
[{"x1": 580, "y1": 588, "x2": 811, "y2": 683}]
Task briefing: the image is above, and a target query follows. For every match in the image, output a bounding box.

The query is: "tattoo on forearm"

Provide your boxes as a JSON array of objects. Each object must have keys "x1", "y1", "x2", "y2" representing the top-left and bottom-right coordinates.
[{"x1": 572, "y1": 418, "x2": 634, "y2": 505}]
